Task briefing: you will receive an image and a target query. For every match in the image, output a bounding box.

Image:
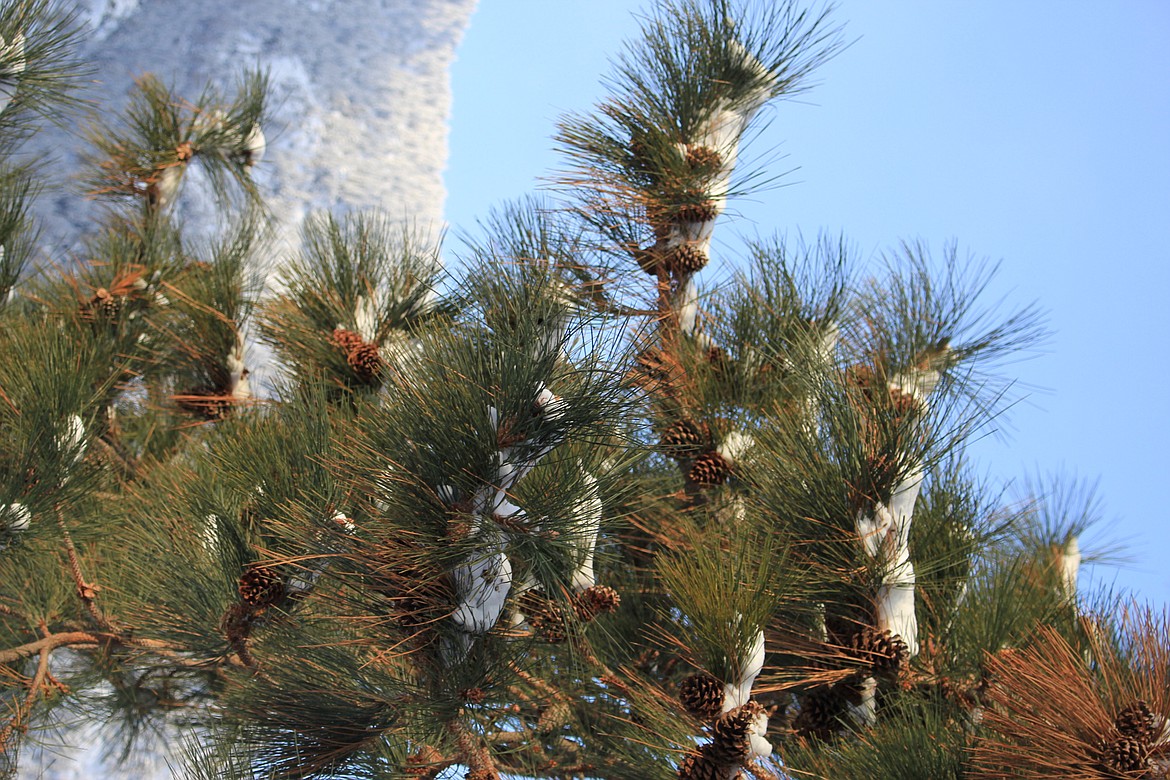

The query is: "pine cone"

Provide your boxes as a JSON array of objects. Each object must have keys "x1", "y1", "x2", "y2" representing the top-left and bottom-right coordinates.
[
  {"x1": 465, "y1": 768, "x2": 500, "y2": 780},
  {"x1": 1116, "y1": 700, "x2": 1158, "y2": 742},
  {"x1": 850, "y1": 364, "x2": 921, "y2": 418},
  {"x1": 331, "y1": 328, "x2": 364, "y2": 351},
  {"x1": 660, "y1": 418, "x2": 707, "y2": 459},
  {"x1": 460, "y1": 687, "x2": 486, "y2": 704},
  {"x1": 573, "y1": 585, "x2": 620, "y2": 621},
  {"x1": 672, "y1": 199, "x2": 719, "y2": 225},
  {"x1": 347, "y1": 341, "x2": 384, "y2": 383},
  {"x1": 709, "y1": 701, "x2": 763, "y2": 764},
  {"x1": 405, "y1": 746, "x2": 445, "y2": 777},
  {"x1": 685, "y1": 144, "x2": 723, "y2": 174},
  {"x1": 385, "y1": 564, "x2": 452, "y2": 628},
  {"x1": 794, "y1": 686, "x2": 845, "y2": 740},
  {"x1": 848, "y1": 627, "x2": 909, "y2": 676},
  {"x1": 688, "y1": 451, "x2": 731, "y2": 486},
  {"x1": 665, "y1": 242, "x2": 709, "y2": 275},
  {"x1": 677, "y1": 749, "x2": 724, "y2": 780},
  {"x1": 1102, "y1": 736, "x2": 1150, "y2": 773},
  {"x1": 174, "y1": 392, "x2": 234, "y2": 421},
  {"x1": 446, "y1": 511, "x2": 473, "y2": 543},
  {"x1": 888, "y1": 386, "x2": 920, "y2": 418},
  {"x1": 220, "y1": 601, "x2": 257, "y2": 666},
  {"x1": 523, "y1": 595, "x2": 569, "y2": 643},
  {"x1": 495, "y1": 414, "x2": 525, "y2": 447},
  {"x1": 238, "y1": 565, "x2": 286, "y2": 608},
  {"x1": 82, "y1": 288, "x2": 124, "y2": 321},
  {"x1": 678, "y1": 673, "x2": 725, "y2": 721}
]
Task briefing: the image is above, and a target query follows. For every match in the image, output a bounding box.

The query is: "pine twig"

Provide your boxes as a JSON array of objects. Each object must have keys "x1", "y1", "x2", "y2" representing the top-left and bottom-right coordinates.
[
  {"x1": 0, "y1": 627, "x2": 240, "y2": 700},
  {"x1": 55, "y1": 507, "x2": 109, "y2": 630}
]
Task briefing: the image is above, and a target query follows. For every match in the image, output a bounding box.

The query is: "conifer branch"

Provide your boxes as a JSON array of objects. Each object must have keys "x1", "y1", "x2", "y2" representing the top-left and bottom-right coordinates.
[
  {"x1": 0, "y1": 630, "x2": 102, "y2": 664},
  {"x1": 0, "y1": 637, "x2": 52, "y2": 756}
]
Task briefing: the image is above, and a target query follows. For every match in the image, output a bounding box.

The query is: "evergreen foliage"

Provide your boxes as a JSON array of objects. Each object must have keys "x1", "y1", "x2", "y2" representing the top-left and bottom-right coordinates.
[{"x1": 0, "y1": 1, "x2": 1161, "y2": 778}]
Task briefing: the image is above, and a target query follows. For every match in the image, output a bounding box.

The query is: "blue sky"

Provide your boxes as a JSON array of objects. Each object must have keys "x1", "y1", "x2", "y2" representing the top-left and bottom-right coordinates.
[{"x1": 445, "y1": 2, "x2": 1170, "y2": 606}]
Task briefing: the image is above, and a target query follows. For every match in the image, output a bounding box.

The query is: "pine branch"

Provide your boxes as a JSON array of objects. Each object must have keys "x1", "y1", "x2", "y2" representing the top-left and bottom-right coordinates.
[{"x1": 0, "y1": 631, "x2": 52, "y2": 755}]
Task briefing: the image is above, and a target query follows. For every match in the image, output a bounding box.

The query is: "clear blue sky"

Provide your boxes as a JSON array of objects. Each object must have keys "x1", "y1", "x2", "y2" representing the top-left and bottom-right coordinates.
[{"x1": 445, "y1": 2, "x2": 1170, "y2": 606}]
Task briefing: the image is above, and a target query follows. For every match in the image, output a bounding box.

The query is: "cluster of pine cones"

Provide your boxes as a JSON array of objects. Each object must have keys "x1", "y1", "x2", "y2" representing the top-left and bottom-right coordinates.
[
  {"x1": 523, "y1": 585, "x2": 621, "y2": 643},
  {"x1": 676, "y1": 672, "x2": 766, "y2": 779},
  {"x1": 1100, "y1": 700, "x2": 1166, "y2": 775},
  {"x1": 658, "y1": 418, "x2": 733, "y2": 486},
  {"x1": 792, "y1": 627, "x2": 909, "y2": 739}
]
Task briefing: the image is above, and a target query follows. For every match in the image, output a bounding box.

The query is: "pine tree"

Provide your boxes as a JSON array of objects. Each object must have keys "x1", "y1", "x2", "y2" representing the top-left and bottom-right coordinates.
[{"x1": 1, "y1": 1, "x2": 1164, "y2": 779}]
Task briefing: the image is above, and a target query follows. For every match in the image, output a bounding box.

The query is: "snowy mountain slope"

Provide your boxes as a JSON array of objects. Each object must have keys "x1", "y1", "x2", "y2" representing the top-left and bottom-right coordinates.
[
  {"x1": 16, "y1": 1, "x2": 476, "y2": 777},
  {"x1": 36, "y1": 0, "x2": 477, "y2": 255}
]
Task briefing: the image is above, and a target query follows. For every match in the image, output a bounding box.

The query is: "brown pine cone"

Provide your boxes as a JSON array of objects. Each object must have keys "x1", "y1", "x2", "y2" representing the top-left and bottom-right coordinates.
[
  {"x1": 1101, "y1": 736, "x2": 1150, "y2": 773},
  {"x1": 495, "y1": 414, "x2": 525, "y2": 447},
  {"x1": 630, "y1": 347, "x2": 669, "y2": 388},
  {"x1": 396, "y1": 587, "x2": 445, "y2": 628},
  {"x1": 331, "y1": 328, "x2": 364, "y2": 351},
  {"x1": 174, "y1": 392, "x2": 234, "y2": 421},
  {"x1": 888, "y1": 386, "x2": 920, "y2": 418},
  {"x1": 794, "y1": 686, "x2": 846, "y2": 740},
  {"x1": 848, "y1": 627, "x2": 909, "y2": 676},
  {"x1": 665, "y1": 242, "x2": 709, "y2": 275},
  {"x1": 532, "y1": 616, "x2": 567, "y2": 644},
  {"x1": 850, "y1": 364, "x2": 922, "y2": 418},
  {"x1": 238, "y1": 565, "x2": 286, "y2": 607},
  {"x1": 672, "y1": 199, "x2": 719, "y2": 225},
  {"x1": 405, "y1": 746, "x2": 445, "y2": 777},
  {"x1": 220, "y1": 601, "x2": 257, "y2": 666},
  {"x1": 460, "y1": 687, "x2": 486, "y2": 704},
  {"x1": 465, "y1": 767, "x2": 500, "y2": 780},
  {"x1": 677, "y1": 748, "x2": 724, "y2": 780},
  {"x1": 573, "y1": 585, "x2": 620, "y2": 621},
  {"x1": 446, "y1": 511, "x2": 473, "y2": 544},
  {"x1": 523, "y1": 595, "x2": 569, "y2": 643},
  {"x1": 709, "y1": 701, "x2": 764, "y2": 764},
  {"x1": 678, "y1": 673, "x2": 725, "y2": 721},
  {"x1": 660, "y1": 418, "x2": 707, "y2": 460},
  {"x1": 685, "y1": 144, "x2": 723, "y2": 174},
  {"x1": 82, "y1": 288, "x2": 124, "y2": 321},
  {"x1": 347, "y1": 341, "x2": 384, "y2": 383},
  {"x1": 688, "y1": 451, "x2": 731, "y2": 486},
  {"x1": 1115, "y1": 699, "x2": 1157, "y2": 742},
  {"x1": 204, "y1": 398, "x2": 234, "y2": 422},
  {"x1": 848, "y1": 364, "x2": 878, "y2": 392}
]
